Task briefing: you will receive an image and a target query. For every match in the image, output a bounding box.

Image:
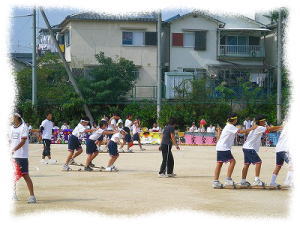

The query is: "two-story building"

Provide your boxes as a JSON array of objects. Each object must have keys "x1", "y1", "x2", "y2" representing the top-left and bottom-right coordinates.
[
  {"x1": 164, "y1": 11, "x2": 271, "y2": 98},
  {"x1": 58, "y1": 12, "x2": 158, "y2": 99}
]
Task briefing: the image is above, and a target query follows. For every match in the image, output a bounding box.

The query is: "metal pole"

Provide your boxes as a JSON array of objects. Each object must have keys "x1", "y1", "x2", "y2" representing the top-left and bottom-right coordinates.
[
  {"x1": 32, "y1": 8, "x2": 37, "y2": 106},
  {"x1": 39, "y1": 8, "x2": 94, "y2": 123},
  {"x1": 276, "y1": 10, "x2": 282, "y2": 124},
  {"x1": 157, "y1": 11, "x2": 162, "y2": 120}
]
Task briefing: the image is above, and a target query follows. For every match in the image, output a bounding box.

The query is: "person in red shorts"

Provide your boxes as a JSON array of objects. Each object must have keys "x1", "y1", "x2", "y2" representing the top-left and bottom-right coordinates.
[{"x1": 10, "y1": 113, "x2": 36, "y2": 203}]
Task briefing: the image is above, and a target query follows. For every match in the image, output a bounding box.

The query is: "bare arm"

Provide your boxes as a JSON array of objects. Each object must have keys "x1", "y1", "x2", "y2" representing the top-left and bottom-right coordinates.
[
  {"x1": 238, "y1": 125, "x2": 258, "y2": 134},
  {"x1": 12, "y1": 137, "x2": 27, "y2": 153},
  {"x1": 267, "y1": 126, "x2": 283, "y2": 132},
  {"x1": 170, "y1": 133, "x2": 180, "y2": 150}
]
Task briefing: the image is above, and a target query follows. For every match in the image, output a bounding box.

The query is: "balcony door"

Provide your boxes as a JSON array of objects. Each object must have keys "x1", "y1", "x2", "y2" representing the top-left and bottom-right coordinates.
[{"x1": 227, "y1": 36, "x2": 248, "y2": 55}]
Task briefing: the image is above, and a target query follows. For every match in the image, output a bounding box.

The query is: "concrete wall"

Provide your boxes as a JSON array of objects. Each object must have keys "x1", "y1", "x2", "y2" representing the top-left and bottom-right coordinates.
[{"x1": 63, "y1": 20, "x2": 158, "y2": 98}]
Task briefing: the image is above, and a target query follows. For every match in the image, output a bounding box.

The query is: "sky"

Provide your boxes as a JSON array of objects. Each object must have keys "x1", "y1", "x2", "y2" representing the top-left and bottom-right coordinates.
[{"x1": 9, "y1": 7, "x2": 254, "y2": 53}]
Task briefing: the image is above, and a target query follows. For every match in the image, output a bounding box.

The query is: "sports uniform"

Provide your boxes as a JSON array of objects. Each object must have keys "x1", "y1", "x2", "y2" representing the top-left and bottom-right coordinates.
[
  {"x1": 68, "y1": 123, "x2": 87, "y2": 151},
  {"x1": 40, "y1": 119, "x2": 53, "y2": 157}
]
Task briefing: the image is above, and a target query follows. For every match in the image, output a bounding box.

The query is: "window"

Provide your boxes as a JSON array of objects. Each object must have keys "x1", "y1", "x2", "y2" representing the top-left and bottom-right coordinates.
[
  {"x1": 183, "y1": 32, "x2": 195, "y2": 47},
  {"x1": 65, "y1": 30, "x2": 70, "y2": 46},
  {"x1": 249, "y1": 36, "x2": 260, "y2": 45},
  {"x1": 122, "y1": 31, "x2": 144, "y2": 46},
  {"x1": 172, "y1": 33, "x2": 184, "y2": 46}
]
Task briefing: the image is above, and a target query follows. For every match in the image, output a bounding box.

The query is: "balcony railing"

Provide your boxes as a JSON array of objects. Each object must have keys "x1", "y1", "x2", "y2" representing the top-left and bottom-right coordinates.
[{"x1": 219, "y1": 45, "x2": 265, "y2": 57}]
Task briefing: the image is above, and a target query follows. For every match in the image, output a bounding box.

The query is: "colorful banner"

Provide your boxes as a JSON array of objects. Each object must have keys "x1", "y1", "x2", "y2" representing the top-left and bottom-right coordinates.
[{"x1": 184, "y1": 132, "x2": 217, "y2": 145}]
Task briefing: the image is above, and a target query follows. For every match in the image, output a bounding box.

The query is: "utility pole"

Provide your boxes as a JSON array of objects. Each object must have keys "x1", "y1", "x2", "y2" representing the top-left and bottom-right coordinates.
[
  {"x1": 32, "y1": 8, "x2": 37, "y2": 107},
  {"x1": 39, "y1": 8, "x2": 94, "y2": 123},
  {"x1": 276, "y1": 9, "x2": 282, "y2": 124},
  {"x1": 156, "y1": 11, "x2": 162, "y2": 120}
]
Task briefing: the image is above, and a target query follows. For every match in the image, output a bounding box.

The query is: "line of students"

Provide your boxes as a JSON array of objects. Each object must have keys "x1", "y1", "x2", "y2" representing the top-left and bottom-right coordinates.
[
  {"x1": 213, "y1": 113, "x2": 292, "y2": 188},
  {"x1": 61, "y1": 114, "x2": 146, "y2": 171}
]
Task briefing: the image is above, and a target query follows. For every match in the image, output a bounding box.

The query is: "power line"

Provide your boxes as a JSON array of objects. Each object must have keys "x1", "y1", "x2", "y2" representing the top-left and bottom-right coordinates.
[{"x1": 10, "y1": 14, "x2": 33, "y2": 18}]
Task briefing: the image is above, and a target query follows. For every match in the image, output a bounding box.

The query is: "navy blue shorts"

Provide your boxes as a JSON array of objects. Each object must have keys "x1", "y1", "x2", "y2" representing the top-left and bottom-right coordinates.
[
  {"x1": 68, "y1": 135, "x2": 82, "y2": 151},
  {"x1": 108, "y1": 140, "x2": 119, "y2": 156},
  {"x1": 276, "y1": 151, "x2": 289, "y2": 166},
  {"x1": 14, "y1": 158, "x2": 29, "y2": 175},
  {"x1": 125, "y1": 133, "x2": 132, "y2": 143},
  {"x1": 243, "y1": 148, "x2": 262, "y2": 165},
  {"x1": 217, "y1": 151, "x2": 234, "y2": 163},
  {"x1": 133, "y1": 133, "x2": 140, "y2": 141},
  {"x1": 86, "y1": 138, "x2": 98, "y2": 154}
]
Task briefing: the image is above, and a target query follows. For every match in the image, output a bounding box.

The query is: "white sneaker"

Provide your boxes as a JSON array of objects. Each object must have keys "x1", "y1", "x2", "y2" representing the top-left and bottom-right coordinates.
[
  {"x1": 40, "y1": 159, "x2": 48, "y2": 164},
  {"x1": 167, "y1": 173, "x2": 176, "y2": 177},
  {"x1": 27, "y1": 195, "x2": 37, "y2": 204},
  {"x1": 69, "y1": 158, "x2": 76, "y2": 165},
  {"x1": 105, "y1": 167, "x2": 113, "y2": 172},
  {"x1": 62, "y1": 164, "x2": 72, "y2": 171},
  {"x1": 127, "y1": 149, "x2": 133, "y2": 153},
  {"x1": 97, "y1": 147, "x2": 103, "y2": 152},
  {"x1": 111, "y1": 165, "x2": 119, "y2": 171},
  {"x1": 270, "y1": 182, "x2": 281, "y2": 188},
  {"x1": 212, "y1": 180, "x2": 223, "y2": 188},
  {"x1": 239, "y1": 180, "x2": 251, "y2": 187},
  {"x1": 158, "y1": 173, "x2": 168, "y2": 178},
  {"x1": 224, "y1": 179, "x2": 235, "y2": 186},
  {"x1": 253, "y1": 179, "x2": 265, "y2": 186},
  {"x1": 118, "y1": 148, "x2": 124, "y2": 152},
  {"x1": 48, "y1": 159, "x2": 58, "y2": 165}
]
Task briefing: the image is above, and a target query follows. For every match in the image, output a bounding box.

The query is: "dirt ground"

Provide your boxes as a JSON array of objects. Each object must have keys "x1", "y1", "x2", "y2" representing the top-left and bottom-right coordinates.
[{"x1": 14, "y1": 144, "x2": 290, "y2": 217}]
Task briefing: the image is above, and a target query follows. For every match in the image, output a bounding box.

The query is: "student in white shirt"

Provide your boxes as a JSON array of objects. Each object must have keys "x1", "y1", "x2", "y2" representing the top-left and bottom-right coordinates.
[
  {"x1": 213, "y1": 113, "x2": 257, "y2": 188},
  {"x1": 61, "y1": 122, "x2": 70, "y2": 130},
  {"x1": 207, "y1": 125, "x2": 215, "y2": 133},
  {"x1": 239, "y1": 115, "x2": 282, "y2": 187},
  {"x1": 269, "y1": 123, "x2": 292, "y2": 187},
  {"x1": 151, "y1": 122, "x2": 160, "y2": 132},
  {"x1": 84, "y1": 120, "x2": 117, "y2": 171},
  {"x1": 243, "y1": 117, "x2": 252, "y2": 130},
  {"x1": 132, "y1": 118, "x2": 146, "y2": 151},
  {"x1": 189, "y1": 122, "x2": 198, "y2": 132},
  {"x1": 120, "y1": 114, "x2": 134, "y2": 152},
  {"x1": 105, "y1": 129, "x2": 127, "y2": 171},
  {"x1": 62, "y1": 118, "x2": 96, "y2": 171},
  {"x1": 10, "y1": 113, "x2": 36, "y2": 203},
  {"x1": 39, "y1": 113, "x2": 54, "y2": 164}
]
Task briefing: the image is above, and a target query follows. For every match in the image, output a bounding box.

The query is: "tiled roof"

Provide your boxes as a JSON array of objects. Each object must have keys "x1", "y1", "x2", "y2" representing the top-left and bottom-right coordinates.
[{"x1": 60, "y1": 12, "x2": 158, "y2": 27}]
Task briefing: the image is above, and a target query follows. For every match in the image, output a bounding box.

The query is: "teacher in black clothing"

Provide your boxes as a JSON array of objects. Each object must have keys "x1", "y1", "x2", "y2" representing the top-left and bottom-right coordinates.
[{"x1": 159, "y1": 118, "x2": 180, "y2": 177}]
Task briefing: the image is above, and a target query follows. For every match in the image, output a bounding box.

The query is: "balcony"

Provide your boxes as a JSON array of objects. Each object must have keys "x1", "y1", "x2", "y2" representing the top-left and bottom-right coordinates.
[{"x1": 219, "y1": 45, "x2": 265, "y2": 58}]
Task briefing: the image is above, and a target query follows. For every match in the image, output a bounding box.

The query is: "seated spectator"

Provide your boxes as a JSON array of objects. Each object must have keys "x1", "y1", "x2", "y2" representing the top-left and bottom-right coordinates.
[
  {"x1": 150, "y1": 123, "x2": 160, "y2": 132},
  {"x1": 198, "y1": 126, "x2": 206, "y2": 132},
  {"x1": 206, "y1": 124, "x2": 215, "y2": 133},
  {"x1": 61, "y1": 122, "x2": 70, "y2": 130},
  {"x1": 189, "y1": 122, "x2": 198, "y2": 132}
]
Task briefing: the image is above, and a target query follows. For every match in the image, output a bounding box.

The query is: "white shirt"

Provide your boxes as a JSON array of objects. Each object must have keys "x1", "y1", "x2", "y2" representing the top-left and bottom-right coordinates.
[
  {"x1": 216, "y1": 123, "x2": 239, "y2": 151},
  {"x1": 72, "y1": 123, "x2": 87, "y2": 138},
  {"x1": 207, "y1": 126, "x2": 215, "y2": 133},
  {"x1": 61, "y1": 125, "x2": 69, "y2": 130},
  {"x1": 10, "y1": 123, "x2": 29, "y2": 158},
  {"x1": 40, "y1": 119, "x2": 53, "y2": 140},
  {"x1": 117, "y1": 119, "x2": 123, "y2": 125},
  {"x1": 108, "y1": 118, "x2": 117, "y2": 130},
  {"x1": 189, "y1": 126, "x2": 198, "y2": 132},
  {"x1": 276, "y1": 128, "x2": 288, "y2": 153},
  {"x1": 243, "y1": 126, "x2": 267, "y2": 152},
  {"x1": 28, "y1": 125, "x2": 32, "y2": 130},
  {"x1": 111, "y1": 132, "x2": 123, "y2": 143},
  {"x1": 125, "y1": 119, "x2": 133, "y2": 130},
  {"x1": 152, "y1": 126, "x2": 160, "y2": 132},
  {"x1": 243, "y1": 120, "x2": 252, "y2": 129},
  {"x1": 132, "y1": 124, "x2": 140, "y2": 134},
  {"x1": 89, "y1": 128, "x2": 105, "y2": 141}
]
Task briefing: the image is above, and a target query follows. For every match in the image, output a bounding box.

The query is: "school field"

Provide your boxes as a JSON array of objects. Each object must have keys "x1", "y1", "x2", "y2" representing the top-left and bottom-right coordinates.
[{"x1": 14, "y1": 144, "x2": 290, "y2": 217}]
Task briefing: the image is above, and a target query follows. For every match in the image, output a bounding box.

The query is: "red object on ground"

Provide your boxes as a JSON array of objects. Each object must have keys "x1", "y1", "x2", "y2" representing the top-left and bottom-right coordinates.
[{"x1": 128, "y1": 142, "x2": 134, "y2": 148}]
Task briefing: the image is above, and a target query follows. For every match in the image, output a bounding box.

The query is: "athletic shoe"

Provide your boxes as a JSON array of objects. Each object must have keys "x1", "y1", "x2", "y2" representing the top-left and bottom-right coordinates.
[
  {"x1": 224, "y1": 178, "x2": 235, "y2": 186},
  {"x1": 118, "y1": 148, "x2": 124, "y2": 152},
  {"x1": 105, "y1": 167, "x2": 113, "y2": 172},
  {"x1": 167, "y1": 173, "x2": 176, "y2": 177},
  {"x1": 48, "y1": 159, "x2": 58, "y2": 165},
  {"x1": 69, "y1": 158, "x2": 76, "y2": 165},
  {"x1": 40, "y1": 159, "x2": 48, "y2": 164},
  {"x1": 239, "y1": 180, "x2": 251, "y2": 187},
  {"x1": 158, "y1": 173, "x2": 168, "y2": 178},
  {"x1": 89, "y1": 163, "x2": 95, "y2": 168},
  {"x1": 270, "y1": 182, "x2": 281, "y2": 188},
  {"x1": 253, "y1": 179, "x2": 265, "y2": 186},
  {"x1": 126, "y1": 149, "x2": 133, "y2": 153},
  {"x1": 27, "y1": 195, "x2": 37, "y2": 204},
  {"x1": 97, "y1": 146, "x2": 103, "y2": 152},
  {"x1": 84, "y1": 166, "x2": 93, "y2": 171},
  {"x1": 62, "y1": 164, "x2": 72, "y2": 171},
  {"x1": 111, "y1": 165, "x2": 119, "y2": 171},
  {"x1": 212, "y1": 180, "x2": 223, "y2": 188}
]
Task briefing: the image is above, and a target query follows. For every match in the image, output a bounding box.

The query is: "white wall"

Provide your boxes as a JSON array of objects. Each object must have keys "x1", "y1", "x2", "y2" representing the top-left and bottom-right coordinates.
[
  {"x1": 63, "y1": 20, "x2": 158, "y2": 90},
  {"x1": 169, "y1": 15, "x2": 220, "y2": 71}
]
